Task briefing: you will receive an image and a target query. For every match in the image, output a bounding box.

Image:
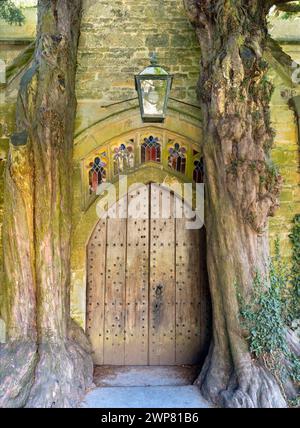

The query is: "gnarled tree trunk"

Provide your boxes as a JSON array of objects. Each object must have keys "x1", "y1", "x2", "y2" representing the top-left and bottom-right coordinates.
[
  {"x1": 0, "y1": 0, "x2": 93, "y2": 408},
  {"x1": 184, "y1": 0, "x2": 287, "y2": 408}
]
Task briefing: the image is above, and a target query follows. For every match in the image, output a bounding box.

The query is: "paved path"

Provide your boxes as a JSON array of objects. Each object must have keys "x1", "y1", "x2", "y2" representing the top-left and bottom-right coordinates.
[
  {"x1": 81, "y1": 385, "x2": 210, "y2": 408},
  {"x1": 81, "y1": 366, "x2": 210, "y2": 408}
]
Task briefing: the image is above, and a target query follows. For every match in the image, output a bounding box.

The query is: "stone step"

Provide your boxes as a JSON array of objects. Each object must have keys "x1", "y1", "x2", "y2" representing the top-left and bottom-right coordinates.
[{"x1": 93, "y1": 365, "x2": 200, "y2": 387}]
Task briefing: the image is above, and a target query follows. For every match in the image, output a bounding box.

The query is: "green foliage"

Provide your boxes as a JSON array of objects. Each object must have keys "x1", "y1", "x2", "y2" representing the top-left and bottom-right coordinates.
[
  {"x1": 240, "y1": 259, "x2": 287, "y2": 356},
  {"x1": 281, "y1": 13, "x2": 294, "y2": 20},
  {"x1": 266, "y1": 158, "x2": 279, "y2": 179},
  {"x1": 289, "y1": 353, "x2": 300, "y2": 384},
  {"x1": 289, "y1": 396, "x2": 300, "y2": 408},
  {"x1": 0, "y1": 0, "x2": 25, "y2": 25},
  {"x1": 288, "y1": 214, "x2": 300, "y2": 323},
  {"x1": 238, "y1": 241, "x2": 300, "y2": 390}
]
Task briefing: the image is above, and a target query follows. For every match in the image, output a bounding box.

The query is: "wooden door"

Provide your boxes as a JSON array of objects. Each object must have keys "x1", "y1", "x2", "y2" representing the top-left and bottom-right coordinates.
[{"x1": 86, "y1": 184, "x2": 210, "y2": 366}]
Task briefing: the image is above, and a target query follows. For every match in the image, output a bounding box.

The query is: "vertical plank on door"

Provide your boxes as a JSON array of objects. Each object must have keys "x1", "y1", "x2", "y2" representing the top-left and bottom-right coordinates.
[
  {"x1": 86, "y1": 219, "x2": 107, "y2": 365},
  {"x1": 125, "y1": 185, "x2": 149, "y2": 365},
  {"x1": 175, "y1": 210, "x2": 202, "y2": 364},
  {"x1": 149, "y1": 184, "x2": 176, "y2": 365},
  {"x1": 103, "y1": 203, "x2": 127, "y2": 365}
]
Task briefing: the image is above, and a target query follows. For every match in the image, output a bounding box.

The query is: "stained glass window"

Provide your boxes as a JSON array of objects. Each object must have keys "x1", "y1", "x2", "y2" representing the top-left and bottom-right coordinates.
[
  {"x1": 88, "y1": 156, "x2": 107, "y2": 194},
  {"x1": 113, "y1": 141, "x2": 135, "y2": 176},
  {"x1": 168, "y1": 142, "x2": 186, "y2": 174},
  {"x1": 141, "y1": 136, "x2": 161, "y2": 163},
  {"x1": 193, "y1": 158, "x2": 204, "y2": 183}
]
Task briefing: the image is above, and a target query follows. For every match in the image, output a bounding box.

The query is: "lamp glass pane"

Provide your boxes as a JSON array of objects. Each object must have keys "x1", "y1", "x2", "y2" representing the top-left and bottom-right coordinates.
[{"x1": 140, "y1": 79, "x2": 168, "y2": 116}]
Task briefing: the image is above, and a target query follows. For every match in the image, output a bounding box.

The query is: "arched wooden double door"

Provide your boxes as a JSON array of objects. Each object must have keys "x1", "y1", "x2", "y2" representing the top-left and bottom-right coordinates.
[{"x1": 86, "y1": 184, "x2": 210, "y2": 366}]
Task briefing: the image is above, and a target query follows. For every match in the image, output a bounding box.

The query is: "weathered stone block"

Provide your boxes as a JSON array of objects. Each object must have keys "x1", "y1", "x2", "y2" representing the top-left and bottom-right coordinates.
[{"x1": 145, "y1": 34, "x2": 169, "y2": 48}]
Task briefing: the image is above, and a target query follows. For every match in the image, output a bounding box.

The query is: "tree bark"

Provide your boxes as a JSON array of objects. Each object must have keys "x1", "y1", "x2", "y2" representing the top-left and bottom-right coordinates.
[
  {"x1": 184, "y1": 0, "x2": 287, "y2": 408},
  {"x1": 0, "y1": 0, "x2": 93, "y2": 408}
]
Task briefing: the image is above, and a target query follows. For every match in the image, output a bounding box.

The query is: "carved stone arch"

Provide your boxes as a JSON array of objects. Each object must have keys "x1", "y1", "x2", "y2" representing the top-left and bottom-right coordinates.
[
  {"x1": 76, "y1": 126, "x2": 204, "y2": 211},
  {"x1": 74, "y1": 108, "x2": 202, "y2": 162}
]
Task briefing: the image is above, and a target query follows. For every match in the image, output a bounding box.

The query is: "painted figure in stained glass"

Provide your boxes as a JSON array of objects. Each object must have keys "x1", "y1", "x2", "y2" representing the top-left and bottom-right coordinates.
[
  {"x1": 88, "y1": 156, "x2": 107, "y2": 194},
  {"x1": 193, "y1": 157, "x2": 204, "y2": 183},
  {"x1": 141, "y1": 135, "x2": 161, "y2": 163},
  {"x1": 113, "y1": 141, "x2": 135, "y2": 175},
  {"x1": 168, "y1": 142, "x2": 186, "y2": 174}
]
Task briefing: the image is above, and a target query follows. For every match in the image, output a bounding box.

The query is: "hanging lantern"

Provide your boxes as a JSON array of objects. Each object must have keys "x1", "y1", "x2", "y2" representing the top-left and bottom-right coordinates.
[{"x1": 135, "y1": 53, "x2": 173, "y2": 123}]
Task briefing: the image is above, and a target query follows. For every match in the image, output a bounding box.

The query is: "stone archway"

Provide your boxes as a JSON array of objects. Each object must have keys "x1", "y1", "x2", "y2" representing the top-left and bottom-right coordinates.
[
  {"x1": 71, "y1": 124, "x2": 205, "y2": 332},
  {"x1": 86, "y1": 183, "x2": 211, "y2": 366}
]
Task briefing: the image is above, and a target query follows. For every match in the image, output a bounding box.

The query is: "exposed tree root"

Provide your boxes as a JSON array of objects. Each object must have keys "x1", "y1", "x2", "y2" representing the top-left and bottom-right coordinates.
[
  {"x1": 196, "y1": 348, "x2": 286, "y2": 408},
  {"x1": 282, "y1": 328, "x2": 300, "y2": 401},
  {"x1": 26, "y1": 339, "x2": 93, "y2": 408},
  {"x1": 220, "y1": 365, "x2": 286, "y2": 408},
  {"x1": 0, "y1": 322, "x2": 93, "y2": 408},
  {"x1": 0, "y1": 341, "x2": 37, "y2": 408}
]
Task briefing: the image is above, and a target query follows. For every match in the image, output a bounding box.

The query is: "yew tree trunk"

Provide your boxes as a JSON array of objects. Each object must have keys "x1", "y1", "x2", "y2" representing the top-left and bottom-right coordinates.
[
  {"x1": 184, "y1": 0, "x2": 287, "y2": 407},
  {"x1": 0, "y1": 0, "x2": 93, "y2": 408}
]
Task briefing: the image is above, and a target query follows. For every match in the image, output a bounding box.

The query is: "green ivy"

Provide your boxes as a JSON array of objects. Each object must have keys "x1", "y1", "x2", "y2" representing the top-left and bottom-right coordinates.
[
  {"x1": 289, "y1": 396, "x2": 300, "y2": 408},
  {"x1": 288, "y1": 214, "x2": 300, "y2": 324},
  {"x1": 238, "y1": 242, "x2": 300, "y2": 392},
  {"x1": 289, "y1": 353, "x2": 300, "y2": 384},
  {"x1": 240, "y1": 264, "x2": 287, "y2": 356},
  {"x1": 0, "y1": 0, "x2": 25, "y2": 26}
]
